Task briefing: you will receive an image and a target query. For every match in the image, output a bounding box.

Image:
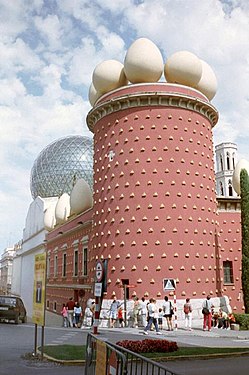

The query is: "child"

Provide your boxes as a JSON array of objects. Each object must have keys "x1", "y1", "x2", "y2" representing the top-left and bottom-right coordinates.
[
  {"x1": 158, "y1": 308, "x2": 163, "y2": 330},
  {"x1": 61, "y1": 303, "x2": 69, "y2": 328},
  {"x1": 118, "y1": 306, "x2": 125, "y2": 327}
]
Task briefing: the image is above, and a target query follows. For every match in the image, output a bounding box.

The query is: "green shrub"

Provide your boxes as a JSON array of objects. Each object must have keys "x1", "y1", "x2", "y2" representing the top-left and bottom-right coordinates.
[{"x1": 234, "y1": 313, "x2": 249, "y2": 330}]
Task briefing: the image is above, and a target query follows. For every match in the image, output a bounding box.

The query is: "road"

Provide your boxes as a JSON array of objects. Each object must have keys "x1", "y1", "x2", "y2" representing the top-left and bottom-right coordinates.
[{"x1": 1, "y1": 321, "x2": 249, "y2": 374}]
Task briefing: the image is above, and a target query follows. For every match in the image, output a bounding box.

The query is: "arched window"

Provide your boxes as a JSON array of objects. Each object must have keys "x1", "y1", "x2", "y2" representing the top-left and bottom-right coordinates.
[
  {"x1": 220, "y1": 181, "x2": 224, "y2": 196},
  {"x1": 220, "y1": 155, "x2": 223, "y2": 171},
  {"x1": 232, "y1": 153, "x2": 235, "y2": 170},
  {"x1": 228, "y1": 179, "x2": 233, "y2": 196},
  {"x1": 226, "y1": 152, "x2": 230, "y2": 170}
]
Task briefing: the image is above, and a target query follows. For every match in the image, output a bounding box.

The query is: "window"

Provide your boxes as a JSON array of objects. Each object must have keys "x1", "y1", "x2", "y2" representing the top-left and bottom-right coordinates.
[
  {"x1": 47, "y1": 256, "x2": 50, "y2": 278},
  {"x1": 228, "y1": 179, "x2": 233, "y2": 197},
  {"x1": 219, "y1": 181, "x2": 224, "y2": 196},
  {"x1": 62, "y1": 253, "x2": 67, "y2": 277},
  {"x1": 53, "y1": 301, "x2": 57, "y2": 311},
  {"x1": 220, "y1": 155, "x2": 223, "y2": 171},
  {"x1": 223, "y1": 261, "x2": 234, "y2": 284},
  {"x1": 74, "y1": 250, "x2": 78, "y2": 276},
  {"x1": 54, "y1": 255, "x2": 58, "y2": 277},
  {"x1": 83, "y1": 247, "x2": 88, "y2": 276},
  {"x1": 232, "y1": 153, "x2": 235, "y2": 169},
  {"x1": 226, "y1": 152, "x2": 230, "y2": 170}
]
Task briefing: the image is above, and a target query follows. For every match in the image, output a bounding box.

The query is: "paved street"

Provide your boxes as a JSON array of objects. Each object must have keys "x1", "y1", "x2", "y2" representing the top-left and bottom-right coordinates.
[{"x1": 1, "y1": 321, "x2": 249, "y2": 375}]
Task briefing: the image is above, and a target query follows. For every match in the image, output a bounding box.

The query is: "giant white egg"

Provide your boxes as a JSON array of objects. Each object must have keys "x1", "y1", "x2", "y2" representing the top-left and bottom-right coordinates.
[
  {"x1": 92, "y1": 59, "x2": 128, "y2": 94},
  {"x1": 55, "y1": 193, "x2": 71, "y2": 224},
  {"x1": 88, "y1": 82, "x2": 102, "y2": 107},
  {"x1": 70, "y1": 178, "x2": 93, "y2": 215},
  {"x1": 164, "y1": 50, "x2": 202, "y2": 87},
  {"x1": 195, "y1": 60, "x2": 217, "y2": 101},
  {"x1": 44, "y1": 204, "x2": 56, "y2": 231},
  {"x1": 232, "y1": 159, "x2": 249, "y2": 195},
  {"x1": 124, "y1": 38, "x2": 164, "y2": 83}
]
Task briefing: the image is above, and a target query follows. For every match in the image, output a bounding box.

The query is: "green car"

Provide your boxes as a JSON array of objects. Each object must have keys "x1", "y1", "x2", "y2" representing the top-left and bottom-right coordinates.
[{"x1": 0, "y1": 295, "x2": 27, "y2": 324}]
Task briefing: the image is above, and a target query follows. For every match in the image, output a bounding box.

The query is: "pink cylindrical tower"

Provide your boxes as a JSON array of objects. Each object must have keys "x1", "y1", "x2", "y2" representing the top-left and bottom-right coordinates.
[{"x1": 87, "y1": 83, "x2": 218, "y2": 300}]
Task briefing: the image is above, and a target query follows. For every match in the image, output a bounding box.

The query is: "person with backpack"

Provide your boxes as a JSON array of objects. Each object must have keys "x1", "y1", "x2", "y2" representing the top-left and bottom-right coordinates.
[
  {"x1": 183, "y1": 298, "x2": 193, "y2": 331},
  {"x1": 162, "y1": 296, "x2": 174, "y2": 331}
]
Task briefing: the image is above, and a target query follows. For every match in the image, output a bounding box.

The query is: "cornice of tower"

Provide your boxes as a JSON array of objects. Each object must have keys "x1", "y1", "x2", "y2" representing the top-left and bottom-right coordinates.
[{"x1": 86, "y1": 83, "x2": 218, "y2": 132}]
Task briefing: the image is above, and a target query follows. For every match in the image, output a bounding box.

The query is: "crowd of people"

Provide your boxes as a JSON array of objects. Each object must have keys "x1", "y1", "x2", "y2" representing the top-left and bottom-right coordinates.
[
  {"x1": 60, "y1": 294, "x2": 236, "y2": 332},
  {"x1": 60, "y1": 297, "x2": 95, "y2": 329}
]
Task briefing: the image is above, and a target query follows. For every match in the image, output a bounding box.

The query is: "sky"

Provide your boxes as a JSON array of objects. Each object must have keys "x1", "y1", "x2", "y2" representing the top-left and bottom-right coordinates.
[{"x1": 0, "y1": 0, "x2": 249, "y2": 253}]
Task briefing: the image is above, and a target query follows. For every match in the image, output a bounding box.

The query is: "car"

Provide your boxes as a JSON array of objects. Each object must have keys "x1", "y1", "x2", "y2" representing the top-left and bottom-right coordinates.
[{"x1": 0, "y1": 295, "x2": 27, "y2": 324}]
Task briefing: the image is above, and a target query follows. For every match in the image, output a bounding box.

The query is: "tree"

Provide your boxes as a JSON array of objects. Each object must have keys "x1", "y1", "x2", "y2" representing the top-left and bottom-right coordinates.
[{"x1": 240, "y1": 168, "x2": 249, "y2": 313}]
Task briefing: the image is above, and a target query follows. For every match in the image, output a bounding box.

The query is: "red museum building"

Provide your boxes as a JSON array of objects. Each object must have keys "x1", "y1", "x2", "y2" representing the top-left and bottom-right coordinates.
[{"x1": 45, "y1": 83, "x2": 243, "y2": 321}]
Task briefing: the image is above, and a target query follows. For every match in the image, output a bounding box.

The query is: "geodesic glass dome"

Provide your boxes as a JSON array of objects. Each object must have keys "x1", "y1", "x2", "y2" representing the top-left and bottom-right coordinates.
[{"x1": 30, "y1": 135, "x2": 93, "y2": 199}]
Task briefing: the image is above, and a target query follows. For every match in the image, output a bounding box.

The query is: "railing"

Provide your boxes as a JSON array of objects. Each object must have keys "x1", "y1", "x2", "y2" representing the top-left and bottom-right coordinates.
[{"x1": 85, "y1": 333, "x2": 182, "y2": 375}]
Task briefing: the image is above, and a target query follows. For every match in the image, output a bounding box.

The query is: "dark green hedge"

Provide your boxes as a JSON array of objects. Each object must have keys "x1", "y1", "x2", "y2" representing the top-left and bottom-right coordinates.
[{"x1": 234, "y1": 313, "x2": 249, "y2": 330}]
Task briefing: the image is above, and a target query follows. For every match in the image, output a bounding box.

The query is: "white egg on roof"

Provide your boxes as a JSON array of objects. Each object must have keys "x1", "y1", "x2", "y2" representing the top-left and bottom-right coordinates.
[
  {"x1": 89, "y1": 82, "x2": 102, "y2": 107},
  {"x1": 164, "y1": 50, "x2": 202, "y2": 87},
  {"x1": 232, "y1": 159, "x2": 249, "y2": 195},
  {"x1": 44, "y1": 204, "x2": 56, "y2": 231},
  {"x1": 55, "y1": 193, "x2": 71, "y2": 224},
  {"x1": 124, "y1": 38, "x2": 164, "y2": 83},
  {"x1": 195, "y1": 59, "x2": 217, "y2": 101},
  {"x1": 92, "y1": 59, "x2": 128, "y2": 94},
  {"x1": 70, "y1": 178, "x2": 93, "y2": 215}
]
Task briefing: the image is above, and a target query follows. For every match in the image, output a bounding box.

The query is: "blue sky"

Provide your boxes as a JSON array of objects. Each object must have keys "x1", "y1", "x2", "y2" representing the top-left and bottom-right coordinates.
[{"x1": 0, "y1": 0, "x2": 249, "y2": 252}]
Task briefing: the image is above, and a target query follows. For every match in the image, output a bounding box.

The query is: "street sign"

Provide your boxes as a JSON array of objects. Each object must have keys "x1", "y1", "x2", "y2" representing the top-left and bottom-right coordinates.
[
  {"x1": 94, "y1": 282, "x2": 102, "y2": 297},
  {"x1": 95, "y1": 260, "x2": 104, "y2": 282},
  {"x1": 163, "y1": 278, "x2": 176, "y2": 291}
]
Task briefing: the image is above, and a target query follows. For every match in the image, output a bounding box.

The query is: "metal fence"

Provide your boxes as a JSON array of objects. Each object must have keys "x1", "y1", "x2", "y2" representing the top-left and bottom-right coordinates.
[{"x1": 85, "y1": 333, "x2": 182, "y2": 375}]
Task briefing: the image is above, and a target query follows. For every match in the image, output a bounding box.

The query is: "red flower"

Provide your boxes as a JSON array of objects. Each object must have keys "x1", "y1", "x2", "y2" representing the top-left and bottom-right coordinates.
[{"x1": 116, "y1": 339, "x2": 178, "y2": 354}]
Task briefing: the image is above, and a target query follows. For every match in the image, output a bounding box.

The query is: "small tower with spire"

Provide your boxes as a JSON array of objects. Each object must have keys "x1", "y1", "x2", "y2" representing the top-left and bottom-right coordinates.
[{"x1": 215, "y1": 142, "x2": 237, "y2": 197}]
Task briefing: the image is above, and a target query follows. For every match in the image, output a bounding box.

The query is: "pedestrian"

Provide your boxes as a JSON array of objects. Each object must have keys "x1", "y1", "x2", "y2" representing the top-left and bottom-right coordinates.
[
  {"x1": 82, "y1": 305, "x2": 93, "y2": 328},
  {"x1": 183, "y1": 298, "x2": 192, "y2": 331},
  {"x1": 109, "y1": 296, "x2": 120, "y2": 328},
  {"x1": 143, "y1": 298, "x2": 162, "y2": 335},
  {"x1": 66, "y1": 297, "x2": 75, "y2": 328},
  {"x1": 158, "y1": 308, "x2": 163, "y2": 330},
  {"x1": 202, "y1": 295, "x2": 213, "y2": 331},
  {"x1": 218, "y1": 308, "x2": 229, "y2": 329},
  {"x1": 74, "y1": 302, "x2": 82, "y2": 328},
  {"x1": 139, "y1": 297, "x2": 148, "y2": 327},
  {"x1": 61, "y1": 303, "x2": 69, "y2": 328},
  {"x1": 90, "y1": 300, "x2": 95, "y2": 326},
  {"x1": 118, "y1": 306, "x2": 125, "y2": 327},
  {"x1": 162, "y1": 296, "x2": 174, "y2": 331},
  {"x1": 132, "y1": 296, "x2": 140, "y2": 328}
]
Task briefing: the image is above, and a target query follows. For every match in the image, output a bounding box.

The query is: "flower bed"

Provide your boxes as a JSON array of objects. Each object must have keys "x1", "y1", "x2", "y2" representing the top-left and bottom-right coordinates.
[{"x1": 116, "y1": 339, "x2": 178, "y2": 353}]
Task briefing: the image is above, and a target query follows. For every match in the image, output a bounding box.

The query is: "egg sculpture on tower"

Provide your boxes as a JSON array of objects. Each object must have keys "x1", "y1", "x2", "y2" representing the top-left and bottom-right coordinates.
[{"x1": 87, "y1": 38, "x2": 219, "y2": 301}]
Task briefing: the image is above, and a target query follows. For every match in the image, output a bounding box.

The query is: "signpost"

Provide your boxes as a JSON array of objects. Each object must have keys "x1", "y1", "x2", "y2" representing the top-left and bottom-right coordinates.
[
  {"x1": 93, "y1": 260, "x2": 105, "y2": 334},
  {"x1": 163, "y1": 278, "x2": 177, "y2": 330}
]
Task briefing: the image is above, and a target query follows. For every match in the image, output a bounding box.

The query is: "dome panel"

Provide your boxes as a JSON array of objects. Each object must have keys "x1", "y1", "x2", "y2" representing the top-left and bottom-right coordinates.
[{"x1": 30, "y1": 135, "x2": 93, "y2": 199}]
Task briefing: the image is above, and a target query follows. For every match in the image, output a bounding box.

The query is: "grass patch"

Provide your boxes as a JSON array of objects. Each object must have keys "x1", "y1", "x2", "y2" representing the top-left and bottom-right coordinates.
[
  {"x1": 143, "y1": 346, "x2": 249, "y2": 359},
  {"x1": 41, "y1": 345, "x2": 249, "y2": 361},
  {"x1": 42, "y1": 345, "x2": 86, "y2": 361}
]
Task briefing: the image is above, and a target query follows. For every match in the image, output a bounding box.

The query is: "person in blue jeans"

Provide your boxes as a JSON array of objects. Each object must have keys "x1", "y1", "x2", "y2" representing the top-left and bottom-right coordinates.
[{"x1": 143, "y1": 298, "x2": 162, "y2": 335}]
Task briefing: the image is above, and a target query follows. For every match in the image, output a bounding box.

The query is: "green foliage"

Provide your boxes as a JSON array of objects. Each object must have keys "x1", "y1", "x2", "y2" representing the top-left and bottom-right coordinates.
[
  {"x1": 240, "y1": 169, "x2": 249, "y2": 313},
  {"x1": 42, "y1": 345, "x2": 86, "y2": 360},
  {"x1": 234, "y1": 313, "x2": 249, "y2": 330}
]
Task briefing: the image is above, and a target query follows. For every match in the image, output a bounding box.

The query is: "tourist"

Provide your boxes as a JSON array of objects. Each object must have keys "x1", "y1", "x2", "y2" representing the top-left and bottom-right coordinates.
[
  {"x1": 118, "y1": 306, "x2": 125, "y2": 328},
  {"x1": 61, "y1": 303, "x2": 69, "y2": 328},
  {"x1": 202, "y1": 295, "x2": 213, "y2": 331},
  {"x1": 66, "y1": 297, "x2": 75, "y2": 328},
  {"x1": 74, "y1": 302, "x2": 82, "y2": 328},
  {"x1": 139, "y1": 297, "x2": 148, "y2": 327},
  {"x1": 158, "y1": 308, "x2": 163, "y2": 330},
  {"x1": 183, "y1": 298, "x2": 193, "y2": 331},
  {"x1": 132, "y1": 296, "x2": 140, "y2": 328},
  {"x1": 162, "y1": 296, "x2": 174, "y2": 331},
  {"x1": 109, "y1": 296, "x2": 121, "y2": 328},
  {"x1": 143, "y1": 298, "x2": 162, "y2": 335}
]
